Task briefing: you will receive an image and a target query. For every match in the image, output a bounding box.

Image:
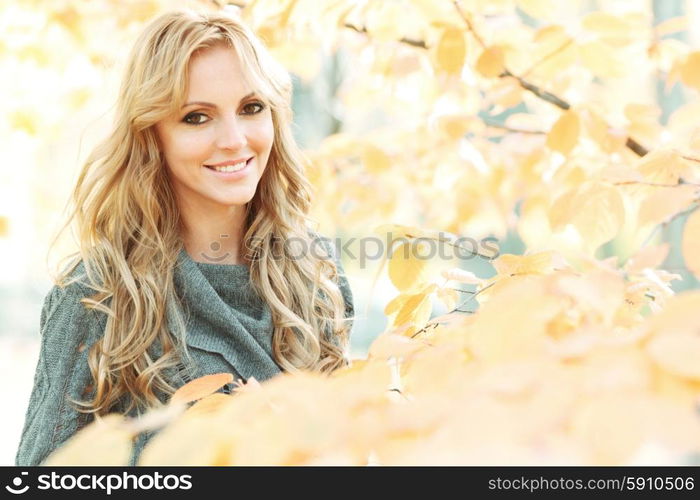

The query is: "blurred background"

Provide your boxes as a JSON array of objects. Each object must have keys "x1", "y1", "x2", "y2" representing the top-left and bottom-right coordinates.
[{"x1": 2, "y1": 0, "x2": 700, "y2": 464}]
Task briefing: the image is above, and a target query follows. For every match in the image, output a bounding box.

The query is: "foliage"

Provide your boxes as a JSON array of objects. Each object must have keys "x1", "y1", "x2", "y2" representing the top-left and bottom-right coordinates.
[{"x1": 6, "y1": 0, "x2": 700, "y2": 464}]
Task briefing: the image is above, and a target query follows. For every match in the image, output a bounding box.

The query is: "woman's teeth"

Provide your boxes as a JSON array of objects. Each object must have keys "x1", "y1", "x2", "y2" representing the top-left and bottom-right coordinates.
[{"x1": 207, "y1": 160, "x2": 247, "y2": 173}]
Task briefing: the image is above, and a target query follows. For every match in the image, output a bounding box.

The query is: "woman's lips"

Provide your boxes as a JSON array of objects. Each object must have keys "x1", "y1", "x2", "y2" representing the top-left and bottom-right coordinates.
[{"x1": 203, "y1": 158, "x2": 252, "y2": 179}]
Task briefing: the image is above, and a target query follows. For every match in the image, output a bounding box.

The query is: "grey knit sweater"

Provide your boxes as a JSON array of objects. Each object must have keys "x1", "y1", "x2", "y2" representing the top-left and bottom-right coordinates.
[{"x1": 15, "y1": 241, "x2": 353, "y2": 466}]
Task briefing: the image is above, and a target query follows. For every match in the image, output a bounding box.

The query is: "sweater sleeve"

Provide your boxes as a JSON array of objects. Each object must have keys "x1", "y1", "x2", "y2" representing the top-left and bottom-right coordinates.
[{"x1": 15, "y1": 281, "x2": 105, "y2": 466}]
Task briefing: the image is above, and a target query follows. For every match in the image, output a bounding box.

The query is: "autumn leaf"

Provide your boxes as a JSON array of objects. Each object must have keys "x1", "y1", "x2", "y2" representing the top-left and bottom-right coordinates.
[
  {"x1": 44, "y1": 414, "x2": 133, "y2": 466},
  {"x1": 680, "y1": 51, "x2": 700, "y2": 91},
  {"x1": 493, "y1": 251, "x2": 568, "y2": 277},
  {"x1": 434, "y1": 27, "x2": 466, "y2": 74},
  {"x1": 681, "y1": 209, "x2": 700, "y2": 280},
  {"x1": 647, "y1": 332, "x2": 700, "y2": 381},
  {"x1": 476, "y1": 46, "x2": 505, "y2": 78},
  {"x1": 170, "y1": 373, "x2": 235, "y2": 405},
  {"x1": 641, "y1": 186, "x2": 697, "y2": 229},
  {"x1": 388, "y1": 241, "x2": 433, "y2": 292},
  {"x1": 362, "y1": 144, "x2": 392, "y2": 173},
  {"x1": 546, "y1": 110, "x2": 580, "y2": 155},
  {"x1": 550, "y1": 182, "x2": 625, "y2": 253}
]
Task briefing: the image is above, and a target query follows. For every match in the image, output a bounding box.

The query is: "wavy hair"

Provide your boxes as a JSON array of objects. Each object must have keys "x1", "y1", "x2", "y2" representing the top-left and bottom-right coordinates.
[{"x1": 50, "y1": 9, "x2": 351, "y2": 416}]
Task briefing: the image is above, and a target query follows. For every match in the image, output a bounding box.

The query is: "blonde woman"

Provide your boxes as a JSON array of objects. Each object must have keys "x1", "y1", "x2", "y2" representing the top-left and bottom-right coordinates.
[{"x1": 16, "y1": 9, "x2": 354, "y2": 466}]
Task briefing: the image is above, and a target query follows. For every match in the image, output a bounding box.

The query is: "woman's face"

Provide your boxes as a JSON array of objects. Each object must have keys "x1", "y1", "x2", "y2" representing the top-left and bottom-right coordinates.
[{"x1": 155, "y1": 45, "x2": 274, "y2": 214}]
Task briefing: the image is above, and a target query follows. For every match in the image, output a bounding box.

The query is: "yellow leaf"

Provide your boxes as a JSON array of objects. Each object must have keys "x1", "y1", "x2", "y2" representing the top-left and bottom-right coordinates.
[
  {"x1": 637, "y1": 150, "x2": 691, "y2": 185},
  {"x1": 434, "y1": 27, "x2": 466, "y2": 74},
  {"x1": 486, "y1": 76, "x2": 524, "y2": 108},
  {"x1": 183, "y1": 393, "x2": 233, "y2": 419},
  {"x1": 139, "y1": 415, "x2": 236, "y2": 466},
  {"x1": 385, "y1": 293, "x2": 410, "y2": 316},
  {"x1": 393, "y1": 287, "x2": 435, "y2": 329},
  {"x1": 441, "y1": 268, "x2": 484, "y2": 285},
  {"x1": 654, "y1": 16, "x2": 689, "y2": 38},
  {"x1": 436, "y1": 287, "x2": 459, "y2": 310},
  {"x1": 9, "y1": 110, "x2": 39, "y2": 136},
  {"x1": 625, "y1": 103, "x2": 661, "y2": 145},
  {"x1": 581, "y1": 12, "x2": 637, "y2": 46},
  {"x1": 647, "y1": 332, "x2": 700, "y2": 381},
  {"x1": 374, "y1": 223, "x2": 442, "y2": 241},
  {"x1": 546, "y1": 110, "x2": 580, "y2": 155},
  {"x1": 639, "y1": 185, "x2": 697, "y2": 228},
  {"x1": 493, "y1": 251, "x2": 567, "y2": 277},
  {"x1": 682, "y1": 209, "x2": 700, "y2": 280},
  {"x1": 645, "y1": 290, "x2": 700, "y2": 338},
  {"x1": 44, "y1": 414, "x2": 133, "y2": 466},
  {"x1": 388, "y1": 241, "x2": 433, "y2": 292},
  {"x1": 362, "y1": 144, "x2": 391, "y2": 173},
  {"x1": 475, "y1": 46, "x2": 505, "y2": 78},
  {"x1": 580, "y1": 108, "x2": 623, "y2": 153},
  {"x1": 50, "y1": 5, "x2": 84, "y2": 42},
  {"x1": 574, "y1": 183, "x2": 626, "y2": 253},
  {"x1": 550, "y1": 182, "x2": 625, "y2": 253},
  {"x1": 623, "y1": 244, "x2": 670, "y2": 274},
  {"x1": 571, "y1": 396, "x2": 650, "y2": 464},
  {"x1": 0, "y1": 216, "x2": 8, "y2": 238},
  {"x1": 270, "y1": 42, "x2": 322, "y2": 83},
  {"x1": 579, "y1": 41, "x2": 626, "y2": 78},
  {"x1": 170, "y1": 373, "x2": 234, "y2": 405},
  {"x1": 365, "y1": 0, "x2": 419, "y2": 44},
  {"x1": 232, "y1": 376, "x2": 263, "y2": 395},
  {"x1": 680, "y1": 52, "x2": 700, "y2": 91},
  {"x1": 368, "y1": 333, "x2": 428, "y2": 359},
  {"x1": 515, "y1": 0, "x2": 558, "y2": 19},
  {"x1": 436, "y1": 114, "x2": 480, "y2": 140}
]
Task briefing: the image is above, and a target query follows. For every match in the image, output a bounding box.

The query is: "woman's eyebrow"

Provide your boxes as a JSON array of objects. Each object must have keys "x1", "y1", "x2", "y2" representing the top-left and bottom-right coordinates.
[{"x1": 181, "y1": 92, "x2": 257, "y2": 109}]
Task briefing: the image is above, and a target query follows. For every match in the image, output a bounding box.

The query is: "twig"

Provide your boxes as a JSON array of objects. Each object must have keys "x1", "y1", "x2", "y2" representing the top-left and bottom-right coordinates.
[
  {"x1": 396, "y1": 231, "x2": 497, "y2": 260},
  {"x1": 340, "y1": 1, "x2": 651, "y2": 158},
  {"x1": 411, "y1": 282, "x2": 494, "y2": 339},
  {"x1": 453, "y1": 0, "x2": 485, "y2": 48},
  {"x1": 343, "y1": 22, "x2": 427, "y2": 49},
  {"x1": 625, "y1": 137, "x2": 650, "y2": 157},
  {"x1": 614, "y1": 180, "x2": 700, "y2": 188},
  {"x1": 501, "y1": 69, "x2": 571, "y2": 110},
  {"x1": 483, "y1": 119, "x2": 545, "y2": 135},
  {"x1": 451, "y1": 2, "x2": 650, "y2": 157}
]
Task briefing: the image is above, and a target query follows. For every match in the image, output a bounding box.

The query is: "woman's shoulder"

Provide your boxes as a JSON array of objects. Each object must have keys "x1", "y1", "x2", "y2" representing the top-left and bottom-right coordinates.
[{"x1": 41, "y1": 258, "x2": 107, "y2": 341}]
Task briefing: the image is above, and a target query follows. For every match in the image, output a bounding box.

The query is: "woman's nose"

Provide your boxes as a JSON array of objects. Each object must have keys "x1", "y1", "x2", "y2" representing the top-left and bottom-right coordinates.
[{"x1": 215, "y1": 116, "x2": 247, "y2": 150}]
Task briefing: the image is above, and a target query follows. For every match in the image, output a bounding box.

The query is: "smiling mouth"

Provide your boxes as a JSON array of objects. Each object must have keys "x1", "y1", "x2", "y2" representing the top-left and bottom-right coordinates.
[{"x1": 203, "y1": 158, "x2": 252, "y2": 172}]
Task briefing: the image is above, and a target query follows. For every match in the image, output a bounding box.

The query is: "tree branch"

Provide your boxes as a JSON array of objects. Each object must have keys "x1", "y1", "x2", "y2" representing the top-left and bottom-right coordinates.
[
  {"x1": 410, "y1": 282, "x2": 494, "y2": 339},
  {"x1": 343, "y1": 22, "x2": 427, "y2": 49},
  {"x1": 340, "y1": 2, "x2": 651, "y2": 157},
  {"x1": 614, "y1": 180, "x2": 700, "y2": 188},
  {"x1": 451, "y1": 1, "x2": 650, "y2": 157}
]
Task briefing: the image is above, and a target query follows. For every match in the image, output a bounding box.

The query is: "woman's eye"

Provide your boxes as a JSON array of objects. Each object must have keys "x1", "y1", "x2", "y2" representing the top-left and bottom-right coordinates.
[
  {"x1": 242, "y1": 102, "x2": 266, "y2": 115},
  {"x1": 183, "y1": 112, "x2": 209, "y2": 125}
]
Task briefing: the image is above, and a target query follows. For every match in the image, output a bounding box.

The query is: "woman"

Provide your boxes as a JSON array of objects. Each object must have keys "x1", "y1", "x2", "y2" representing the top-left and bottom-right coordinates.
[{"x1": 16, "y1": 9, "x2": 354, "y2": 466}]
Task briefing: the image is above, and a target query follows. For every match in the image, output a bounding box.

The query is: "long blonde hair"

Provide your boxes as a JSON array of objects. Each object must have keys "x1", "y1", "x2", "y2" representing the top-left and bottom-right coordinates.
[{"x1": 51, "y1": 9, "x2": 351, "y2": 416}]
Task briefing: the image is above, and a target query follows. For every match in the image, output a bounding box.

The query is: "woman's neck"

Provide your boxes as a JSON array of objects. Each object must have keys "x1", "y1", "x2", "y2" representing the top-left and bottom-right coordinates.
[{"x1": 179, "y1": 204, "x2": 248, "y2": 266}]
